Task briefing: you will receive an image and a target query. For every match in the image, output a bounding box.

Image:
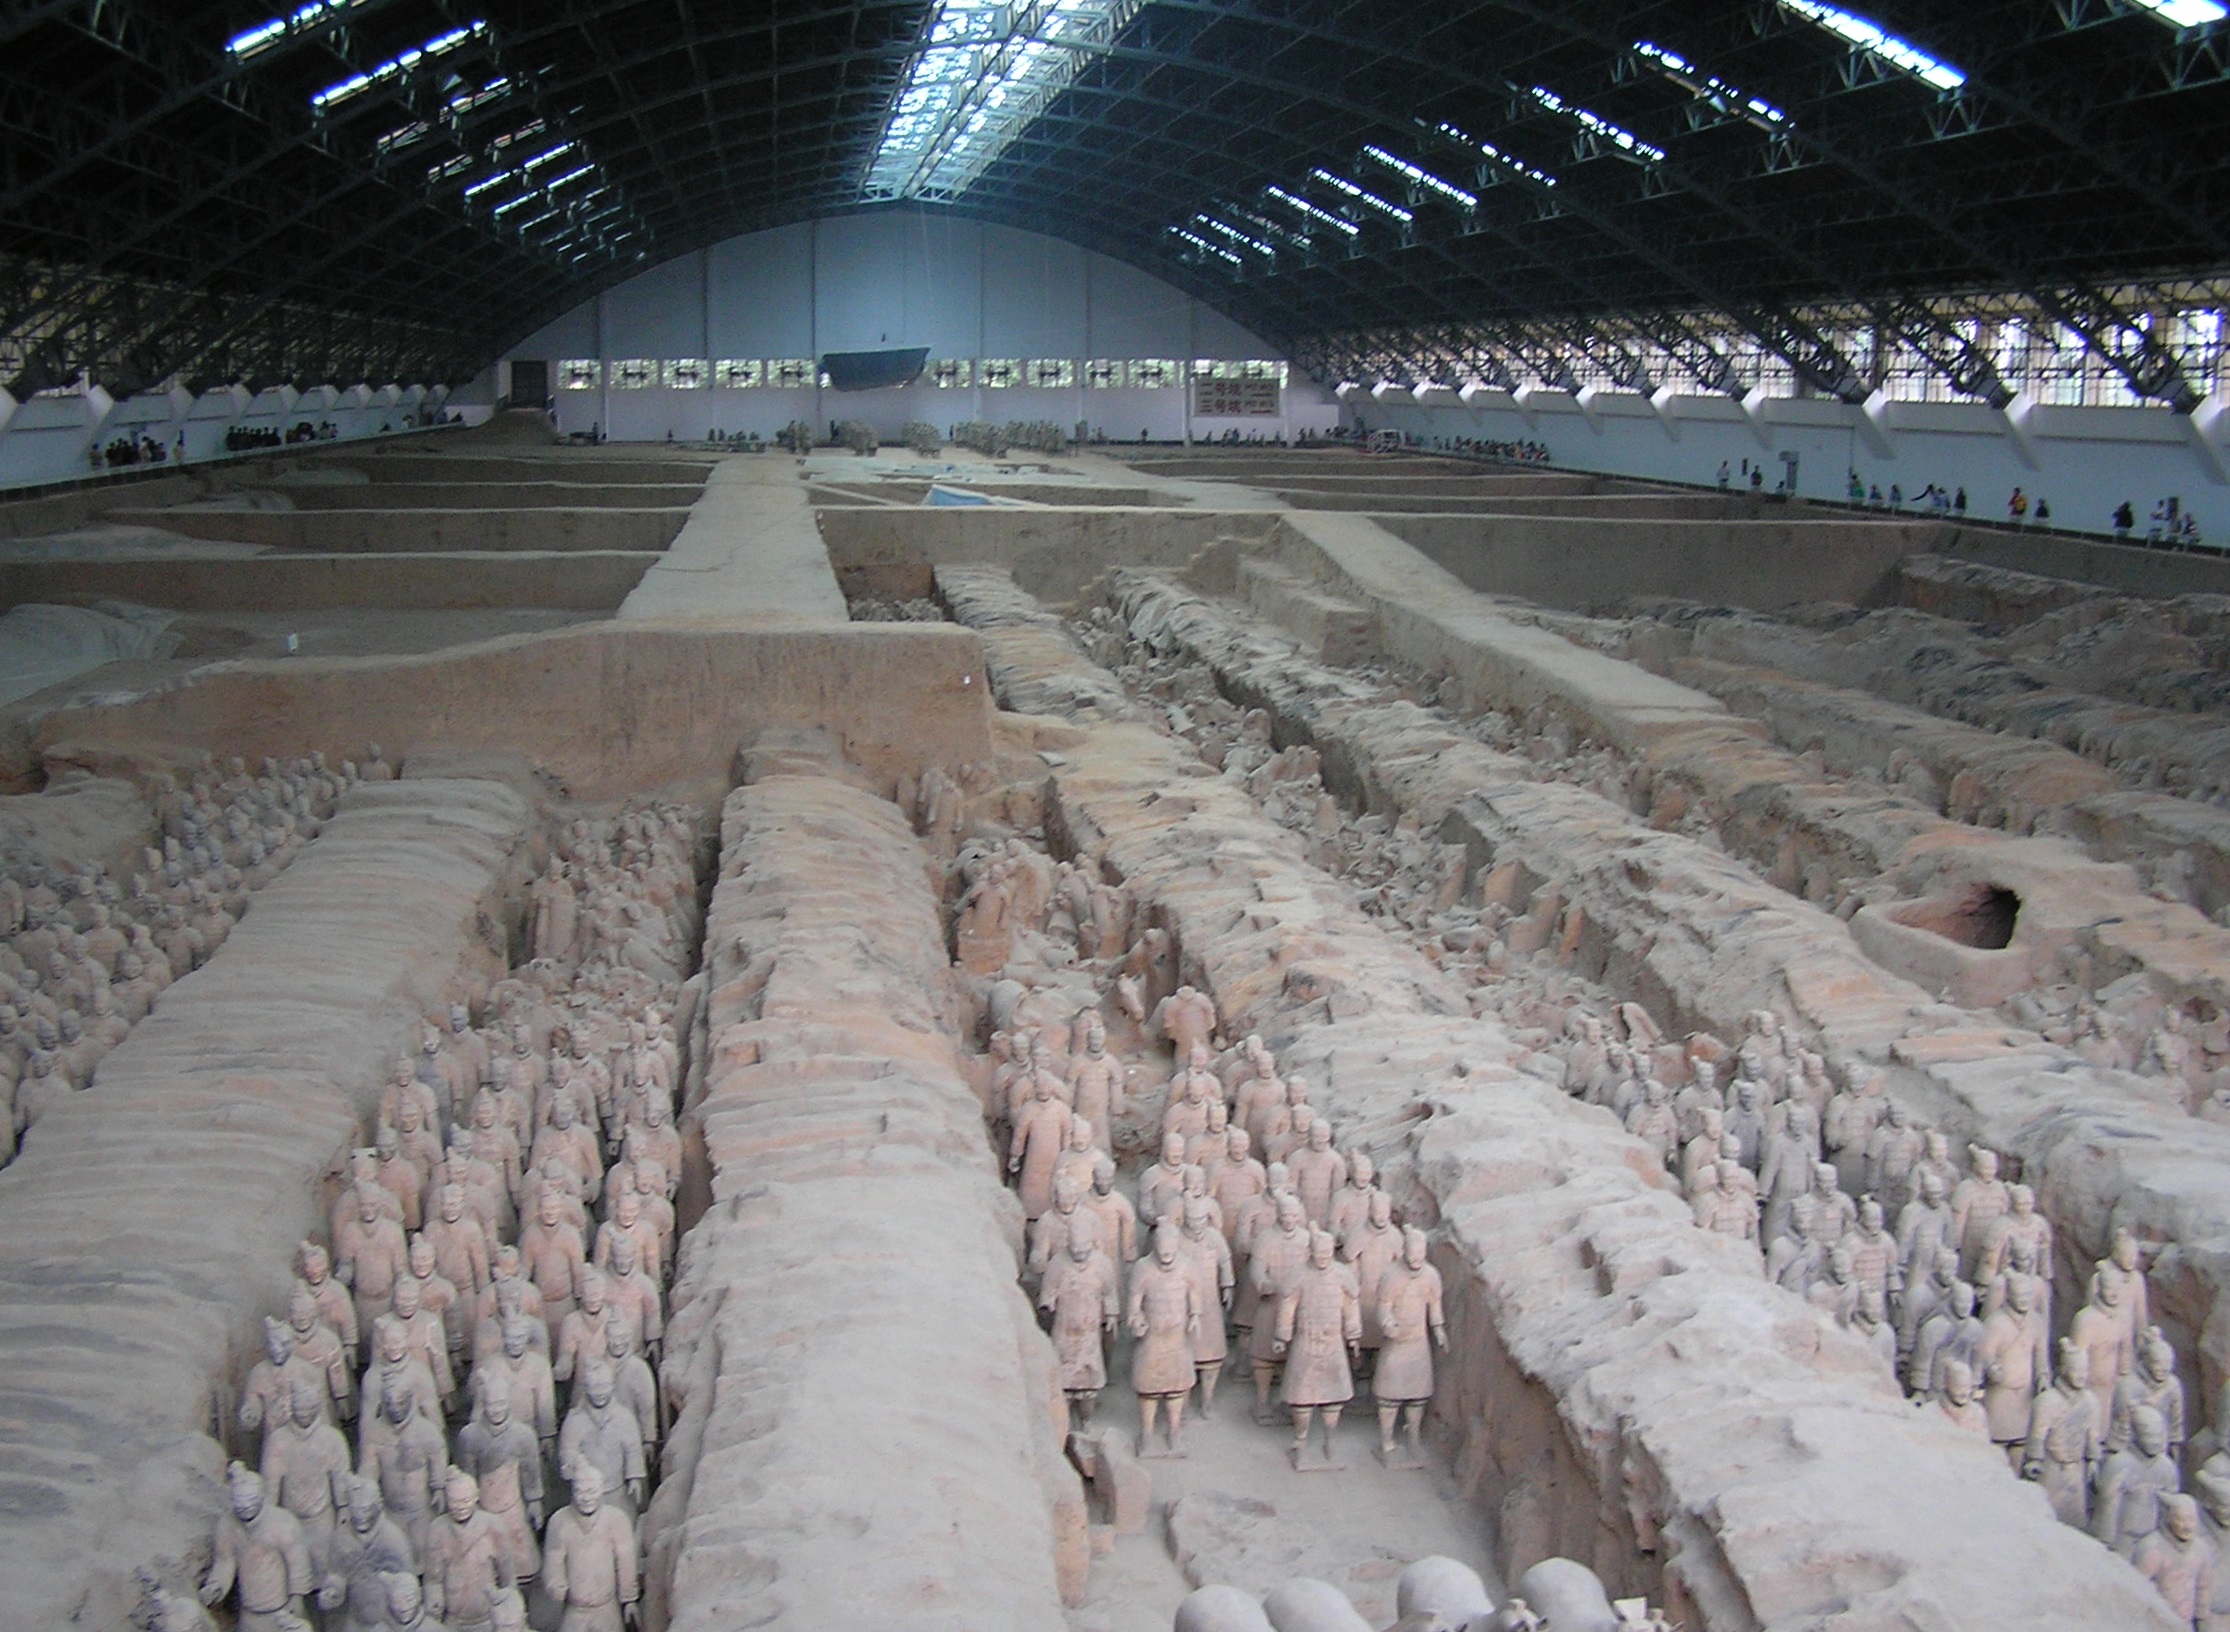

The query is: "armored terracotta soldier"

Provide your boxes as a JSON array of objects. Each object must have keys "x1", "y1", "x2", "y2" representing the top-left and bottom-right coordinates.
[
  {"x1": 1277, "y1": 1229, "x2": 1363, "y2": 1468},
  {"x1": 1008, "y1": 1071, "x2": 1074, "y2": 1220},
  {"x1": 541, "y1": 1467, "x2": 639, "y2": 1632},
  {"x1": 259, "y1": 1380, "x2": 350, "y2": 1576},
  {"x1": 1373, "y1": 1227, "x2": 1446, "y2": 1466},
  {"x1": 199, "y1": 1463, "x2": 314, "y2": 1632},
  {"x1": 1127, "y1": 1221, "x2": 1202, "y2": 1455},
  {"x1": 421, "y1": 1469, "x2": 516, "y2": 1632},
  {"x1": 1083, "y1": 1155, "x2": 1139, "y2": 1275},
  {"x1": 1177, "y1": 1195, "x2": 1234, "y2": 1413},
  {"x1": 1040, "y1": 1218, "x2": 1121, "y2": 1425},
  {"x1": 557, "y1": 1361, "x2": 647, "y2": 1511},
  {"x1": 1246, "y1": 1193, "x2": 1312, "y2": 1421},
  {"x1": 1289, "y1": 1118, "x2": 1347, "y2": 1230},
  {"x1": 2025, "y1": 1342, "x2": 2102, "y2": 1528}
]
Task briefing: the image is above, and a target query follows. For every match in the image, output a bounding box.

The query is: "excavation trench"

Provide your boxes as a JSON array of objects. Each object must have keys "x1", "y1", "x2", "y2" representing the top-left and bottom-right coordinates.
[
  {"x1": 936, "y1": 561, "x2": 2179, "y2": 1632},
  {"x1": 1092, "y1": 563, "x2": 2230, "y2": 1438}
]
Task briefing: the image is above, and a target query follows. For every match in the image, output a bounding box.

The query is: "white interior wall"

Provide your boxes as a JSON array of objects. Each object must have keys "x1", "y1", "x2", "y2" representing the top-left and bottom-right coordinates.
[
  {"x1": 1354, "y1": 389, "x2": 2230, "y2": 538},
  {"x1": 506, "y1": 208, "x2": 1338, "y2": 444}
]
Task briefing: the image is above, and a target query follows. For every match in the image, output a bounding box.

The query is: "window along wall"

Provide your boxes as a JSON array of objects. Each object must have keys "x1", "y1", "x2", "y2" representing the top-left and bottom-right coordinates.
[{"x1": 504, "y1": 210, "x2": 1336, "y2": 443}]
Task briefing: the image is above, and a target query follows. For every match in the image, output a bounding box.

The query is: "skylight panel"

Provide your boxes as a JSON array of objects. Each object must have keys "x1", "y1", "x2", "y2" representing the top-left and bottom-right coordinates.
[
  {"x1": 1310, "y1": 168, "x2": 1413, "y2": 224},
  {"x1": 1435, "y1": 122, "x2": 1559, "y2": 190},
  {"x1": 1196, "y1": 216, "x2": 1276, "y2": 257},
  {"x1": 227, "y1": 0, "x2": 374, "y2": 59},
  {"x1": 1632, "y1": 41, "x2": 1789, "y2": 129},
  {"x1": 2126, "y1": 0, "x2": 2226, "y2": 24},
  {"x1": 1362, "y1": 145, "x2": 1478, "y2": 209},
  {"x1": 1527, "y1": 86, "x2": 1667, "y2": 163},
  {"x1": 1778, "y1": 1, "x2": 1965, "y2": 90},
  {"x1": 1169, "y1": 227, "x2": 1243, "y2": 268},
  {"x1": 864, "y1": 0, "x2": 1146, "y2": 201},
  {"x1": 312, "y1": 21, "x2": 486, "y2": 110},
  {"x1": 1264, "y1": 185, "x2": 1360, "y2": 235}
]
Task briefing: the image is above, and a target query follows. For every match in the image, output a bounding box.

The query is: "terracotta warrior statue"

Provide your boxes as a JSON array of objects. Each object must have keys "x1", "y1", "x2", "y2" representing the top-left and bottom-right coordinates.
[
  {"x1": 1039, "y1": 1217, "x2": 1121, "y2": 1427},
  {"x1": 421, "y1": 1468, "x2": 516, "y2": 1632},
  {"x1": 199, "y1": 1462, "x2": 313, "y2": 1632},
  {"x1": 1372, "y1": 1226, "x2": 1447, "y2": 1467},
  {"x1": 540, "y1": 1468, "x2": 640, "y2": 1632},
  {"x1": 1276, "y1": 1228, "x2": 1363, "y2": 1469},
  {"x1": 1126, "y1": 1221, "x2": 1203, "y2": 1456}
]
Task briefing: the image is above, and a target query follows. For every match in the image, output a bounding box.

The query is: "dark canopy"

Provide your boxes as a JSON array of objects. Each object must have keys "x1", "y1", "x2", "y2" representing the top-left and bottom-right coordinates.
[{"x1": 3, "y1": 1, "x2": 2224, "y2": 404}]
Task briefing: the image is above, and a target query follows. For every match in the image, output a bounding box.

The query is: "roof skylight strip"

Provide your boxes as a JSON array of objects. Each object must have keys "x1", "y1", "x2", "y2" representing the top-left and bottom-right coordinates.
[
  {"x1": 2126, "y1": 0, "x2": 2226, "y2": 25},
  {"x1": 312, "y1": 21, "x2": 487, "y2": 111},
  {"x1": 863, "y1": 0, "x2": 1145, "y2": 201},
  {"x1": 1265, "y1": 185, "x2": 1360, "y2": 234},
  {"x1": 1632, "y1": 41, "x2": 1789, "y2": 128},
  {"x1": 227, "y1": 0, "x2": 374, "y2": 59},
  {"x1": 1435, "y1": 123, "x2": 1559, "y2": 190},
  {"x1": 1310, "y1": 168, "x2": 1413, "y2": 224},
  {"x1": 1196, "y1": 216, "x2": 1275, "y2": 257},
  {"x1": 1527, "y1": 85, "x2": 1667, "y2": 163},
  {"x1": 1778, "y1": 1, "x2": 1965, "y2": 90},
  {"x1": 1362, "y1": 144, "x2": 1478, "y2": 209},
  {"x1": 1170, "y1": 227, "x2": 1243, "y2": 268}
]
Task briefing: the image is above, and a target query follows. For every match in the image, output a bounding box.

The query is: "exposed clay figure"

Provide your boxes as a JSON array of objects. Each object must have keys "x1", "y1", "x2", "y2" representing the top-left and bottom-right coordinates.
[
  {"x1": 1139, "y1": 1131, "x2": 1191, "y2": 1230},
  {"x1": 2093, "y1": 1228, "x2": 2156, "y2": 1348},
  {"x1": 241, "y1": 1317, "x2": 324, "y2": 1441},
  {"x1": 424, "y1": 1184, "x2": 492, "y2": 1305},
  {"x1": 600, "y1": 1319, "x2": 660, "y2": 1464},
  {"x1": 318, "y1": 1477, "x2": 415, "y2": 1632},
  {"x1": 200, "y1": 1462, "x2": 313, "y2": 1632},
  {"x1": 1895, "y1": 1172, "x2": 1957, "y2": 1339},
  {"x1": 336, "y1": 1184, "x2": 410, "y2": 1332},
  {"x1": 475, "y1": 1314, "x2": 559, "y2": 1447},
  {"x1": 1979, "y1": 1272, "x2": 2050, "y2": 1455},
  {"x1": 1277, "y1": 1228, "x2": 1362, "y2": 1469},
  {"x1": 595, "y1": 1183, "x2": 665, "y2": 1284},
  {"x1": 1373, "y1": 1226, "x2": 1446, "y2": 1467},
  {"x1": 259, "y1": 1381, "x2": 350, "y2": 1576},
  {"x1": 1950, "y1": 1147, "x2": 2012, "y2": 1281},
  {"x1": 1865, "y1": 1099, "x2": 1925, "y2": 1214},
  {"x1": 1052, "y1": 1115, "x2": 1099, "y2": 1201},
  {"x1": 557, "y1": 1361, "x2": 647, "y2": 1510},
  {"x1": 388, "y1": 1275, "x2": 455, "y2": 1408},
  {"x1": 1935, "y1": 1359, "x2": 1992, "y2": 1439},
  {"x1": 299, "y1": 1242, "x2": 358, "y2": 1354},
  {"x1": 1757, "y1": 1103, "x2": 1821, "y2": 1246},
  {"x1": 1327, "y1": 1150, "x2": 1380, "y2": 1247},
  {"x1": 2112, "y1": 1331, "x2": 2188, "y2": 1459},
  {"x1": 421, "y1": 1469, "x2": 515, "y2": 1632},
  {"x1": 1041, "y1": 1218, "x2": 1121, "y2": 1425},
  {"x1": 358, "y1": 1372, "x2": 446, "y2": 1553},
  {"x1": 2135, "y1": 1494, "x2": 2215, "y2": 1629},
  {"x1": 554, "y1": 1269, "x2": 618, "y2": 1390},
  {"x1": 1912, "y1": 1280, "x2": 1985, "y2": 1403},
  {"x1": 284, "y1": 1284, "x2": 355, "y2": 1422},
  {"x1": 457, "y1": 1380, "x2": 547, "y2": 1536},
  {"x1": 1153, "y1": 983, "x2": 1217, "y2": 1063},
  {"x1": 1066, "y1": 1014, "x2": 1125, "y2": 1144},
  {"x1": 1289, "y1": 1119, "x2": 1347, "y2": 1230},
  {"x1": 2071, "y1": 1271, "x2": 2139, "y2": 1427},
  {"x1": 1028, "y1": 1175, "x2": 1100, "y2": 1289},
  {"x1": 1246, "y1": 1193, "x2": 1311, "y2": 1423},
  {"x1": 1083, "y1": 1155, "x2": 1139, "y2": 1272},
  {"x1": 1345, "y1": 1190, "x2": 1403, "y2": 1352},
  {"x1": 541, "y1": 1468, "x2": 639, "y2": 1632},
  {"x1": 599, "y1": 1232, "x2": 663, "y2": 1359},
  {"x1": 1177, "y1": 1195, "x2": 1234, "y2": 1414},
  {"x1": 1128, "y1": 1221, "x2": 1203, "y2": 1455},
  {"x1": 2025, "y1": 1342, "x2": 2102, "y2": 1527},
  {"x1": 353, "y1": 1317, "x2": 440, "y2": 1455},
  {"x1": 2096, "y1": 1405, "x2": 2183, "y2": 1558},
  {"x1": 1622, "y1": 1077, "x2": 1677, "y2": 1167},
  {"x1": 1008, "y1": 1071, "x2": 1074, "y2": 1220},
  {"x1": 517, "y1": 1186, "x2": 587, "y2": 1343},
  {"x1": 1161, "y1": 1051, "x2": 1216, "y2": 1147}
]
